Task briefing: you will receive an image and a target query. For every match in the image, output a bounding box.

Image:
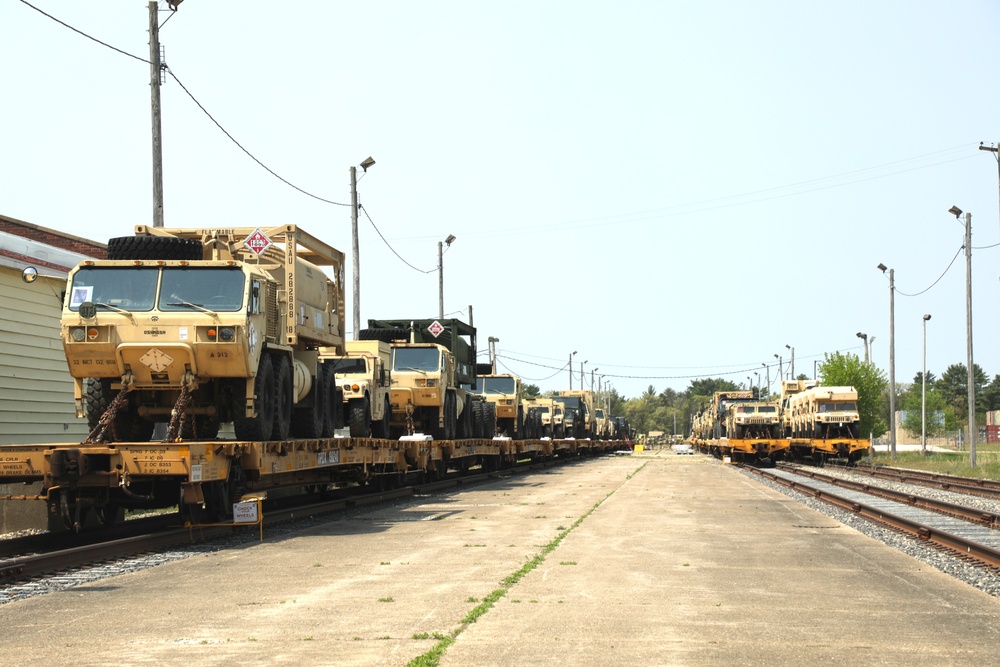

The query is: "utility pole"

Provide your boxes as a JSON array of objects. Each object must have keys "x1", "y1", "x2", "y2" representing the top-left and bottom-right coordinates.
[
  {"x1": 964, "y1": 211, "x2": 976, "y2": 468},
  {"x1": 148, "y1": 1, "x2": 164, "y2": 227},
  {"x1": 889, "y1": 268, "x2": 896, "y2": 460},
  {"x1": 979, "y1": 142, "x2": 999, "y2": 237}
]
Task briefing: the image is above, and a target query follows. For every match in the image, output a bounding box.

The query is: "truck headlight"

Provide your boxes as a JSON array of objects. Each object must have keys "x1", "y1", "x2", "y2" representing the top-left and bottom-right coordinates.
[{"x1": 70, "y1": 327, "x2": 86, "y2": 342}]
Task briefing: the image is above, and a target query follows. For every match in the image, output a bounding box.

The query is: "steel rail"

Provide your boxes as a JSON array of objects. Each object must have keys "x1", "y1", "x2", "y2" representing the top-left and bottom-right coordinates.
[
  {"x1": 848, "y1": 465, "x2": 1000, "y2": 499},
  {"x1": 775, "y1": 463, "x2": 1000, "y2": 528},
  {"x1": 748, "y1": 466, "x2": 1000, "y2": 570}
]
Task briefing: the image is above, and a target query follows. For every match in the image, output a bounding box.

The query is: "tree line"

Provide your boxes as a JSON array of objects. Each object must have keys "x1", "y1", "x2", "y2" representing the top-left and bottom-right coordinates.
[{"x1": 603, "y1": 351, "x2": 1000, "y2": 440}]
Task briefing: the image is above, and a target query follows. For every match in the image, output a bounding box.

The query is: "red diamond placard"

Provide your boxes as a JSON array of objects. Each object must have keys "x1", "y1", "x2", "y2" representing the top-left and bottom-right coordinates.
[
  {"x1": 244, "y1": 228, "x2": 272, "y2": 255},
  {"x1": 427, "y1": 320, "x2": 444, "y2": 338}
]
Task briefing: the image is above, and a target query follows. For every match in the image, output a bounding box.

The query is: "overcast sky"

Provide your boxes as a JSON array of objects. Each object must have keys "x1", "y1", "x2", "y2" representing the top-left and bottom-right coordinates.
[{"x1": 4, "y1": 1, "x2": 1000, "y2": 400}]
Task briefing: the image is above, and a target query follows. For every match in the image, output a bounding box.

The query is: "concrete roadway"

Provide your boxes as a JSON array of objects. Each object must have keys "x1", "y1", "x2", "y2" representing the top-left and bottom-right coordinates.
[{"x1": 1, "y1": 451, "x2": 999, "y2": 666}]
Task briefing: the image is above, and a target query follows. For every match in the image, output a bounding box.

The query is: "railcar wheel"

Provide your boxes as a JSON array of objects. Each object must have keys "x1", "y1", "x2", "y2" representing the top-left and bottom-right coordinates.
[
  {"x1": 203, "y1": 480, "x2": 230, "y2": 523},
  {"x1": 271, "y1": 354, "x2": 293, "y2": 441},
  {"x1": 232, "y1": 354, "x2": 275, "y2": 441}
]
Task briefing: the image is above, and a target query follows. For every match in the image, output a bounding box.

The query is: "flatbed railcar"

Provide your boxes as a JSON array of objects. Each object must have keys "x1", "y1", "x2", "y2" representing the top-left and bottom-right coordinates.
[
  {"x1": 692, "y1": 437, "x2": 870, "y2": 465},
  {"x1": 0, "y1": 435, "x2": 626, "y2": 531}
]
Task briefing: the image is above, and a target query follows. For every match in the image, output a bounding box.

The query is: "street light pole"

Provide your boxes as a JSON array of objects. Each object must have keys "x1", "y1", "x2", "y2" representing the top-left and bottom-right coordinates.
[
  {"x1": 350, "y1": 157, "x2": 375, "y2": 340},
  {"x1": 569, "y1": 351, "x2": 577, "y2": 389},
  {"x1": 949, "y1": 206, "x2": 976, "y2": 467},
  {"x1": 785, "y1": 344, "x2": 794, "y2": 379},
  {"x1": 580, "y1": 360, "x2": 588, "y2": 389},
  {"x1": 438, "y1": 234, "x2": 456, "y2": 320},
  {"x1": 856, "y1": 332, "x2": 869, "y2": 363},
  {"x1": 878, "y1": 263, "x2": 896, "y2": 459},
  {"x1": 922, "y1": 314, "x2": 931, "y2": 455}
]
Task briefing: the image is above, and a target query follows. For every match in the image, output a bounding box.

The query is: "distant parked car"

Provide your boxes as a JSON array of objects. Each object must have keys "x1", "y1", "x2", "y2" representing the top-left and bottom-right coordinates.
[{"x1": 671, "y1": 443, "x2": 693, "y2": 455}]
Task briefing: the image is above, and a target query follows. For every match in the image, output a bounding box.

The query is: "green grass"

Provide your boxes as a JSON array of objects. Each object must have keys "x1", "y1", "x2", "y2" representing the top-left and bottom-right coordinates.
[{"x1": 872, "y1": 448, "x2": 1000, "y2": 479}]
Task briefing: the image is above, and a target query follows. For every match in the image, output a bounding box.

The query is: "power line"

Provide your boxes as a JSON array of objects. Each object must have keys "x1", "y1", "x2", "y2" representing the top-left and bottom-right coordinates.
[
  {"x1": 358, "y1": 204, "x2": 434, "y2": 273},
  {"x1": 19, "y1": 0, "x2": 348, "y2": 207},
  {"x1": 895, "y1": 245, "x2": 964, "y2": 297}
]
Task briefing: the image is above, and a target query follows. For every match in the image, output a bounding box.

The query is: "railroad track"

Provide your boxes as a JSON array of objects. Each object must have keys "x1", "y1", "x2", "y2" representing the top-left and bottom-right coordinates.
[
  {"x1": 0, "y1": 456, "x2": 561, "y2": 598},
  {"x1": 745, "y1": 464, "x2": 1000, "y2": 570},
  {"x1": 843, "y1": 464, "x2": 1000, "y2": 500}
]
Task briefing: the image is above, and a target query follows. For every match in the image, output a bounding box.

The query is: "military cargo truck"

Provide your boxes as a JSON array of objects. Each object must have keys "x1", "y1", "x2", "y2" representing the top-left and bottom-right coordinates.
[
  {"x1": 468, "y1": 373, "x2": 523, "y2": 438},
  {"x1": 725, "y1": 399, "x2": 782, "y2": 439},
  {"x1": 61, "y1": 225, "x2": 346, "y2": 443},
  {"x1": 554, "y1": 389, "x2": 597, "y2": 439},
  {"x1": 789, "y1": 385, "x2": 861, "y2": 439},
  {"x1": 364, "y1": 319, "x2": 494, "y2": 439}
]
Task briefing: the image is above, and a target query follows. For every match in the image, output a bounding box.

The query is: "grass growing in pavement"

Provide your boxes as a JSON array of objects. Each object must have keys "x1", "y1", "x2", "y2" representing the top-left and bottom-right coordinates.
[{"x1": 407, "y1": 462, "x2": 648, "y2": 667}]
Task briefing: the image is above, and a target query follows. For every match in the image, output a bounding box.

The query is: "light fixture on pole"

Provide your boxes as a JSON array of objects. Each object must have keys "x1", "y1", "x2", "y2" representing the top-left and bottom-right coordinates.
[
  {"x1": 774, "y1": 353, "x2": 782, "y2": 383},
  {"x1": 856, "y1": 332, "x2": 869, "y2": 363},
  {"x1": 753, "y1": 371, "x2": 760, "y2": 396},
  {"x1": 922, "y1": 314, "x2": 931, "y2": 455},
  {"x1": 581, "y1": 360, "x2": 588, "y2": 389},
  {"x1": 785, "y1": 344, "x2": 794, "y2": 379},
  {"x1": 762, "y1": 363, "x2": 769, "y2": 398},
  {"x1": 438, "y1": 234, "x2": 456, "y2": 320},
  {"x1": 591, "y1": 367, "x2": 599, "y2": 390},
  {"x1": 569, "y1": 351, "x2": 577, "y2": 389},
  {"x1": 949, "y1": 205, "x2": 977, "y2": 467},
  {"x1": 350, "y1": 156, "x2": 375, "y2": 340},
  {"x1": 878, "y1": 262, "x2": 896, "y2": 459},
  {"x1": 488, "y1": 336, "x2": 500, "y2": 374}
]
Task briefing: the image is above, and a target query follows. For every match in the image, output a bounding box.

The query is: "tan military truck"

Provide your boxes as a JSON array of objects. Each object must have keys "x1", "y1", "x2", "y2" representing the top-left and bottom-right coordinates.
[
  {"x1": 788, "y1": 385, "x2": 861, "y2": 439},
  {"x1": 61, "y1": 225, "x2": 346, "y2": 443},
  {"x1": 468, "y1": 373, "x2": 524, "y2": 438},
  {"x1": 594, "y1": 407, "x2": 610, "y2": 440},
  {"x1": 522, "y1": 397, "x2": 565, "y2": 439},
  {"x1": 366, "y1": 319, "x2": 494, "y2": 440},
  {"x1": 779, "y1": 379, "x2": 819, "y2": 437},
  {"x1": 725, "y1": 399, "x2": 782, "y2": 439},
  {"x1": 554, "y1": 389, "x2": 596, "y2": 439},
  {"x1": 324, "y1": 339, "x2": 392, "y2": 438}
]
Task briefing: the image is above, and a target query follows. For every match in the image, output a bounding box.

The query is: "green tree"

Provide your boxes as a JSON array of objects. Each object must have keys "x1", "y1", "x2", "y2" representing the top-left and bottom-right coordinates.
[
  {"x1": 818, "y1": 351, "x2": 888, "y2": 437},
  {"x1": 901, "y1": 386, "x2": 946, "y2": 438},
  {"x1": 522, "y1": 383, "x2": 541, "y2": 399},
  {"x1": 935, "y1": 363, "x2": 988, "y2": 420},
  {"x1": 981, "y1": 374, "x2": 1000, "y2": 412}
]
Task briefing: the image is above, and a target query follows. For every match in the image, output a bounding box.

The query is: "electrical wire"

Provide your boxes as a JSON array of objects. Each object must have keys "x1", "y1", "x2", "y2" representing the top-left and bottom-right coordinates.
[
  {"x1": 358, "y1": 205, "x2": 435, "y2": 273},
  {"x1": 19, "y1": 0, "x2": 349, "y2": 207},
  {"x1": 895, "y1": 245, "x2": 963, "y2": 297}
]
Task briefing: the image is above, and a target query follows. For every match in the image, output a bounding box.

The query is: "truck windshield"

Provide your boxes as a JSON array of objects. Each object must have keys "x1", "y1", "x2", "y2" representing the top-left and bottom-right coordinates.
[
  {"x1": 392, "y1": 347, "x2": 440, "y2": 372},
  {"x1": 159, "y1": 267, "x2": 245, "y2": 312},
  {"x1": 68, "y1": 266, "x2": 159, "y2": 312},
  {"x1": 554, "y1": 397, "x2": 581, "y2": 410},
  {"x1": 330, "y1": 358, "x2": 368, "y2": 374},
  {"x1": 478, "y1": 377, "x2": 516, "y2": 395}
]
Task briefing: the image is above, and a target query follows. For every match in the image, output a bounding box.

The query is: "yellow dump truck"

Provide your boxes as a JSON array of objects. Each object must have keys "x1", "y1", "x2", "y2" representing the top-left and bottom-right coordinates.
[{"x1": 61, "y1": 225, "x2": 346, "y2": 442}]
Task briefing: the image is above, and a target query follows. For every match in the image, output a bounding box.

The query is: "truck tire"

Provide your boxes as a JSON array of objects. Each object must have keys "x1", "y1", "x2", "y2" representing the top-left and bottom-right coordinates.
[
  {"x1": 349, "y1": 397, "x2": 372, "y2": 438},
  {"x1": 84, "y1": 378, "x2": 154, "y2": 442},
  {"x1": 292, "y1": 368, "x2": 326, "y2": 439},
  {"x1": 372, "y1": 397, "x2": 391, "y2": 438},
  {"x1": 484, "y1": 402, "x2": 496, "y2": 438},
  {"x1": 457, "y1": 398, "x2": 472, "y2": 439},
  {"x1": 471, "y1": 401, "x2": 483, "y2": 437},
  {"x1": 232, "y1": 354, "x2": 275, "y2": 441},
  {"x1": 271, "y1": 354, "x2": 293, "y2": 441},
  {"x1": 106, "y1": 236, "x2": 203, "y2": 261},
  {"x1": 321, "y1": 364, "x2": 341, "y2": 436},
  {"x1": 358, "y1": 328, "x2": 407, "y2": 343},
  {"x1": 181, "y1": 415, "x2": 220, "y2": 440}
]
